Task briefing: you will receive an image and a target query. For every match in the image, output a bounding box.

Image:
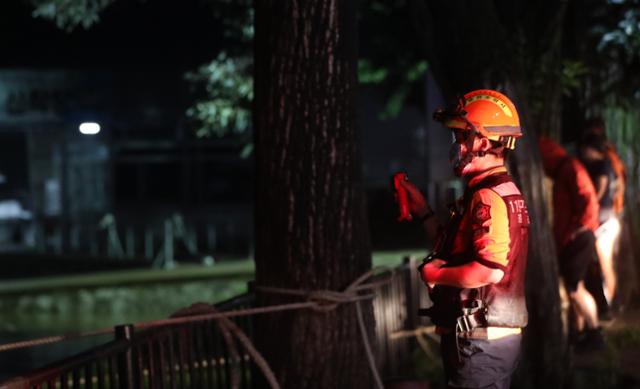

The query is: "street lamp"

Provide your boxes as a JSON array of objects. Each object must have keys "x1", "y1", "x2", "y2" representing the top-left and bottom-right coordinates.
[{"x1": 79, "y1": 122, "x2": 101, "y2": 135}]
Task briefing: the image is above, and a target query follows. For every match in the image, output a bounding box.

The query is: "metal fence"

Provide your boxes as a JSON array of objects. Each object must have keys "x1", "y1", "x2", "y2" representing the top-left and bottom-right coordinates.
[{"x1": 0, "y1": 257, "x2": 430, "y2": 389}]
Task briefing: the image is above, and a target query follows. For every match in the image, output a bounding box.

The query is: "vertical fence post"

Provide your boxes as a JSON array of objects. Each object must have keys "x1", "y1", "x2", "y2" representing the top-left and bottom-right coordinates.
[
  {"x1": 164, "y1": 219, "x2": 175, "y2": 268},
  {"x1": 115, "y1": 324, "x2": 135, "y2": 389},
  {"x1": 246, "y1": 280, "x2": 256, "y2": 388},
  {"x1": 403, "y1": 256, "x2": 418, "y2": 330}
]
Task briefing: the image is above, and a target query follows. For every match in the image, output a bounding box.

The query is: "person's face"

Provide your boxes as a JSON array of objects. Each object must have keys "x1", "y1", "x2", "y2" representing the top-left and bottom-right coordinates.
[
  {"x1": 580, "y1": 145, "x2": 604, "y2": 162},
  {"x1": 449, "y1": 129, "x2": 494, "y2": 176}
]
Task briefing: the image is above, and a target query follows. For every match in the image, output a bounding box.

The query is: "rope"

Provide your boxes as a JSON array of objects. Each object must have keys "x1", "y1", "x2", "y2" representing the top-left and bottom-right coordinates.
[
  {"x1": 255, "y1": 266, "x2": 393, "y2": 389},
  {"x1": 213, "y1": 313, "x2": 243, "y2": 389},
  {"x1": 171, "y1": 303, "x2": 279, "y2": 389},
  {"x1": 389, "y1": 326, "x2": 439, "y2": 361},
  {"x1": 356, "y1": 301, "x2": 384, "y2": 389},
  {"x1": 351, "y1": 268, "x2": 390, "y2": 389},
  {"x1": 0, "y1": 302, "x2": 322, "y2": 353},
  {"x1": 135, "y1": 302, "x2": 318, "y2": 330},
  {"x1": 254, "y1": 266, "x2": 393, "y2": 310},
  {"x1": 0, "y1": 266, "x2": 396, "y2": 389},
  {"x1": 217, "y1": 313, "x2": 281, "y2": 389},
  {"x1": 0, "y1": 328, "x2": 113, "y2": 353},
  {"x1": 389, "y1": 325, "x2": 437, "y2": 341}
]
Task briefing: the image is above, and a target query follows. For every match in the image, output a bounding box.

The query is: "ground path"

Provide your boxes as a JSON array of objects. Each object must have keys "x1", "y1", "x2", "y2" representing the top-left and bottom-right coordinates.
[{"x1": 571, "y1": 307, "x2": 640, "y2": 388}]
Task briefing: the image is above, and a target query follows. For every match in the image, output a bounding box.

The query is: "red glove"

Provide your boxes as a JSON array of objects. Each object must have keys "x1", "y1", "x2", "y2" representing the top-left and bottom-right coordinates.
[
  {"x1": 393, "y1": 172, "x2": 413, "y2": 221},
  {"x1": 392, "y1": 172, "x2": 430, "y2": 222}
]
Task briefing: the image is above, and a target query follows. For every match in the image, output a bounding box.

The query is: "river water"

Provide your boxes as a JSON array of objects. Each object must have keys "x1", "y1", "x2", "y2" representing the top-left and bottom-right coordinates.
[{"x1": 0, "y1": 277, "x2": 248, "y2": 380}]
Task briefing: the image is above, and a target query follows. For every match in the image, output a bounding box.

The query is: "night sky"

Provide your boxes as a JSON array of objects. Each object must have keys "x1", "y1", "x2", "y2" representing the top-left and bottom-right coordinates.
[{"x1": 1, "y1": 0, "x2": 225, "y2": 71}]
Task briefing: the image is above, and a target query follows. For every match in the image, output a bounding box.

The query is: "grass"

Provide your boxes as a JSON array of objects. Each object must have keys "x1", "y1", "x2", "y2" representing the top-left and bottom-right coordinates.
[
  {"x1": 567, "y1": 324, "x2": 640, "y2": 389},
  {"x1": 405, "y1": 342, "x2": 445, "y2": 388},
  {"x1": 401, "y1": 322, "x2": 640, "y2": 389}
]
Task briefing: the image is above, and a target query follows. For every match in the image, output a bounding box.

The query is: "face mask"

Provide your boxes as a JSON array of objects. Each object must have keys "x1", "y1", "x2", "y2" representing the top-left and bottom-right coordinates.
[
  {"x1": 449, "y1": 143, "x2": 477, "y2": 177},
  {"x1": 449, "y1": 133, "x2": 477, "y2": 177},
  {"x1": 449, "y1": 143, "x2": 465, "y2": 176}
]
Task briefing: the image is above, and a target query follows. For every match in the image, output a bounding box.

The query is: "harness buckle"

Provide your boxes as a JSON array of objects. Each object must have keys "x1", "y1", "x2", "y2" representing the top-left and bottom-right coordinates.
[{"x1": 456, "y1": 299, "x2": 487, "y2": 333}]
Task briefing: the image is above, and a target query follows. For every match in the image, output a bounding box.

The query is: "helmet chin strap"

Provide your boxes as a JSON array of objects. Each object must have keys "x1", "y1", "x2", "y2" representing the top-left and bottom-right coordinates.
[
  {"x1": 452, "y1": 131, "x2": 486, "y2": 176},
  {"x1": 453, "y1": 151, "x2": 475, "y2": 176}
]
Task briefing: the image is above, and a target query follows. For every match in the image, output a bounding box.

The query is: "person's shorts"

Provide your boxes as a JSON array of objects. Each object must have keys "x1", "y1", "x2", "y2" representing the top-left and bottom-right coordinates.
[
  {"x1": 440, "y1": 333, "x2": 521, "y2": 389},
  {"x1": 595, "y1": 216, "x2": 621, "y2": 241},
  {"x1": 559, "y1": 230, "x2": 598, "y2": 292}
]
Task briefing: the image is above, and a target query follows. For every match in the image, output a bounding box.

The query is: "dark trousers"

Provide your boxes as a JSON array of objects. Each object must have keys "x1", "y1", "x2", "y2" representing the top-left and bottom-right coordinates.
[{"x1": 440, "y1": 333, "x2": 522, "y2": 389}]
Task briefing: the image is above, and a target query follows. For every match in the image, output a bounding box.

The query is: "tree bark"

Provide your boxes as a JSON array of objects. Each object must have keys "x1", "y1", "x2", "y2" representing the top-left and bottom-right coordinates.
[
  {"x1": 253, "y1": 1, "x2": 373, "y2": 388},
  {"x1": 507, "y1": 85, "x2": 566, "y2": 389}
]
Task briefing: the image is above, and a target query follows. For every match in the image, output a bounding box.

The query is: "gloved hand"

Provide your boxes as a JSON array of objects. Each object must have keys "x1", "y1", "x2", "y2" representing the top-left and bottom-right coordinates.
[
  {"x1": 568, "y1": 225, "x2": 590, "y2": 243},
  {"x1": 395, "y1": 176, "x2": 431, "y2": 219}
]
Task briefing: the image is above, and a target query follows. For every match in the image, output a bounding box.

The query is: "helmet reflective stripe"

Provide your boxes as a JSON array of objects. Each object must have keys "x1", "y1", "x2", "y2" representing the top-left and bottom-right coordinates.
[
  {"x1": 500, "y1": 136, "x2": 517, "y2": 150},
  {"x1": 483, "y1": 126, "x2": 523, "y2": 137}
]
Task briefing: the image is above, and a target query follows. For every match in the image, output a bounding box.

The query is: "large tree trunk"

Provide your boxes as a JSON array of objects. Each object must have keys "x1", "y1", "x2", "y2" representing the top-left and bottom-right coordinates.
[
  {"x1": 253, "y1": 1, "x2": 373, "y2": 388},
  {"x1": 507, "y1": 85, "x2": 566, "y2": 389}
]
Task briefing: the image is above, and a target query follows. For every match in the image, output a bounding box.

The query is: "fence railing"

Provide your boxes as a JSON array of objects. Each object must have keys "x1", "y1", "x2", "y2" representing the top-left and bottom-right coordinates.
[{"x1": 0, "y1": 257, "x2": 430, "y2": 389}]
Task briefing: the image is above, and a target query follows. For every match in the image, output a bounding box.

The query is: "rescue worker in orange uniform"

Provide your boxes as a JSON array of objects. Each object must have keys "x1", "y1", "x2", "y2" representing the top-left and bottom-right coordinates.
[
  {"x1": 397, "y1": 90, "x2": 529, "y2": 389},
  {"x1": 538, "y1": 136, "x2": 606, "y2": 351}
]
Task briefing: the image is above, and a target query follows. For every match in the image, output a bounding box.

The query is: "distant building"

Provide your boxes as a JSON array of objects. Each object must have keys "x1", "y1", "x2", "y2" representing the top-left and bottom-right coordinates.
[
  {"x1": 0, "y1": 66, "x2": 457, "y2": 258},
  {"x1": 0, "y1": 69, "x2": 252, "y2": 261}
]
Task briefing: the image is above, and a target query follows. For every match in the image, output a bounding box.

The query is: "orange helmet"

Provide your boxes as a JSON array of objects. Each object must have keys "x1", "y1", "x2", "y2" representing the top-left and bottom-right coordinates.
[{"x1": 433, "y1": 89, "x2": 522, "y2": 149}]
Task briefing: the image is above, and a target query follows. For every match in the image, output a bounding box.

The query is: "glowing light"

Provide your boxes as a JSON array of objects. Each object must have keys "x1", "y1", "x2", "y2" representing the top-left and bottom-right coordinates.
[{"x1": 79, "y1": 122, "x2": 101, "y2": 135}]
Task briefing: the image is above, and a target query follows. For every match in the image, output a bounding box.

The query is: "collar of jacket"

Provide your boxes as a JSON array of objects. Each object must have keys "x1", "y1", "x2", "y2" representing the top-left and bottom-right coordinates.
[{"x1": 467, "y1": 166, "x2": 508, "y2": 188}]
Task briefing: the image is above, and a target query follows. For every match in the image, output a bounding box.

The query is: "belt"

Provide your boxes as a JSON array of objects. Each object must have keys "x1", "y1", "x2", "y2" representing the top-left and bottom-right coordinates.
[{"x1": 436, "y1": 326, "x2": 522, "y2": 340}]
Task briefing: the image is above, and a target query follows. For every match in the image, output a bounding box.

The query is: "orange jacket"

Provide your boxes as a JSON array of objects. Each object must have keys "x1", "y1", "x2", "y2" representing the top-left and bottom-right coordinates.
[
  {"x1": 432, "y1": 167, "x2": 530, "y2": 328},
  {"x1": 539, "y1": 137, "x2": 599, "y2": 249},
  {"x1": 449, "y1": 167, "x2": 514, "y2": 270},
  {"x1": 606, "y1": 145, "x2": 626, "y2": 214}
]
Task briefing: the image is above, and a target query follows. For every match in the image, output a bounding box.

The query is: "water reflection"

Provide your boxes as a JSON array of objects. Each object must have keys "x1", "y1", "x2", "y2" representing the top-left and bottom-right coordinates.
[{"x1": 0, "y1": 277, "x2": 247, "y2": 379}]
